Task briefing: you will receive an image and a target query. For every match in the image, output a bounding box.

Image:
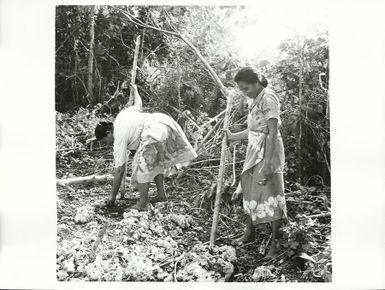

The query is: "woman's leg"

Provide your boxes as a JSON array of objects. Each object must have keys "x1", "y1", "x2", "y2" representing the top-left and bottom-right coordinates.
[
  {"x1": 154, "y1": 174, "x2": 168, "y2": 202},
  {"x1": 266, "y1": 219, "x2": 282, "y2": 257},
  {"x1": 232, "y1": 215, "x2": 255, "y2": 245},
  {"x1": 132, "y1": 182, "x2": 150, "y2": 210}
]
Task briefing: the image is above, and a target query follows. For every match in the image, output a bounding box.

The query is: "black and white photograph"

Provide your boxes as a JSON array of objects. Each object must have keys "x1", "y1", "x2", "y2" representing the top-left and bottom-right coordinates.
[
  {"x1": 1, "y1": 0, "x2": 385, "y2": 288},
  {"x1": 55, "y1": 4, "x2": 331, "y2": 282}
]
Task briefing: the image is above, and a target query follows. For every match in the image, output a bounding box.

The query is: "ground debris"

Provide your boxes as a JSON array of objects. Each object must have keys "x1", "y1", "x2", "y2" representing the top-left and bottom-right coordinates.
[
  {"x1": 74, "y1": 205, "x2": 94, "y2": 224},
  {"x1": 57, "y1": 201, "x2": 236, "y2": 281},
  {"x1": 175, "y1": 243, "x2": 237, "y2": 282},
  {"x1": 252, "y1": 265, "x2": 276, "y2": 281}
]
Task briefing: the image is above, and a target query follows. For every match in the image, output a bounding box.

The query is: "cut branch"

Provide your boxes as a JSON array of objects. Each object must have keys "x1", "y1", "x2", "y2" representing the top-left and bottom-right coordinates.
[
  {"x1": 89, "y1": 223, "x2": 108, "y2": 262},
  {"x1": 196, "y1": 119, "x2": 223, "y2": 153},
  {"x1": 169, "y1": 106, "x2": 200, "y2": 130},
  {"x1": 202, "y1": 110, "x2": 226, "y2": 128},
  {"x1": 57, "y1": 174, "x2": 130, "y2": 187},
  {"x1": 304, "y1": 212, "x2": 331, "y2": 219}
]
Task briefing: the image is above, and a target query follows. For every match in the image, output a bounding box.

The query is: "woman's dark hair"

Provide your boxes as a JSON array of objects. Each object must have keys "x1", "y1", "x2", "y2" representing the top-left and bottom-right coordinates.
[
  {"x1": 95, "y1": 122, "x2": 113, "y2": 140},
  {"x1": 234, "y1": 66, "x2": 268, "y2": 88}
]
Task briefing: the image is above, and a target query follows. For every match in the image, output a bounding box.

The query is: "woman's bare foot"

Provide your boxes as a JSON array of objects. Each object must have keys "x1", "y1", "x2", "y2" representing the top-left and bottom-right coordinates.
[
  {"x1": 117, "y1": 192, "x2": 125, "y2": 200},
  {"x1": 151, "y1": 195, "x2": 168, "y2": 203},
  {"x1": 265, "y1": 243, "x2": 279, "y2": 258},
  {"x1": 105, "y1": 197, "x2": 116, "y2": 207},
  {"x1": 265, "y1": 220, "x2": 282, "y2": 257},
  {"x1": 231, "y1": 230, "x2": 255, "y2": 246},
  {"x1": 132, "y1": 201, "x2": 147, "y2": 211},
  {"x1": 154, "y1": 174, "x2": 167, "y2": 204}
]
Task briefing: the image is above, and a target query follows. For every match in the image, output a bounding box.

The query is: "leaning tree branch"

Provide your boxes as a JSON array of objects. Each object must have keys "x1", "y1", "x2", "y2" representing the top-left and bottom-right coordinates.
[
  {"x1": 114, "y1": 7, "x2": 179, "y2": 37},
  {"x1": 55, "y1": 24, "x2": 81, "y2": 54},
  {"x1": 161, "y1": 7, "x2": 179, "y2": 33},
  {"x1": 113, "y1": 6, "x2": 227, "y2": 95}
]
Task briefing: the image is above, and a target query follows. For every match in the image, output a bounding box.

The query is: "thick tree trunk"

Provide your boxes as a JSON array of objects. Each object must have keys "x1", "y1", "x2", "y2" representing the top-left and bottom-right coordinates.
[{"x1": 87, "y1": 6, "x2": 95, "y2": 103}]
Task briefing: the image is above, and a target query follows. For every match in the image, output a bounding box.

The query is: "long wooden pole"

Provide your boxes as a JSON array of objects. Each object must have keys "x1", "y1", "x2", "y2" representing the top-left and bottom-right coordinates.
[
  {"x1": 120, "y1": 35, "x2": 141, "y2": 197},
  {"x1": 210, "y1": 92, "x2": 233, "y2": 246},
  {"x1": 128, "y1": 35, "x2": 141, "y2": 106}
]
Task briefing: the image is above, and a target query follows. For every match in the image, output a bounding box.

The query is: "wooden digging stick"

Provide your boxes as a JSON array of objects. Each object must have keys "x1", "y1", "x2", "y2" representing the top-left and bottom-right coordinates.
[
  {"x1": 231, "y1": 144, "x2": 237, "y2": 187},
  {"x1": 121, "y1": 35, "x2": 141, "y2": 195},
  {"x1": 209, "y1": 90, "x2": 234, "y2": 246},
  {"x1": 127, "y1": 35, "x2": 141, "y2": 107}
]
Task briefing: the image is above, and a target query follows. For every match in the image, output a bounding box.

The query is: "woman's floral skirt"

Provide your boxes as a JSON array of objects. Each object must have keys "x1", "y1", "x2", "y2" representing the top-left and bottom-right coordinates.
[
  {"x1": 241, "y1": 132, "x2": 287, "y2": 225},
  {"x1": 131, "y1": 118, "x2": 197, "y2": 186}
]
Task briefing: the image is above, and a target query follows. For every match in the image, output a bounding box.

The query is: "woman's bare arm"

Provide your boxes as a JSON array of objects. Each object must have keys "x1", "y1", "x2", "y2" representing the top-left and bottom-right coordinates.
[
  {"x1": 263, "y1": 118, "x2": 278, "y2": 165},
  {"x1": 109, "y1": 165, "x2": 125, "y2": 204},
  {"x1": 232, "y1": 129, "x2": 249, "y2": 141}
]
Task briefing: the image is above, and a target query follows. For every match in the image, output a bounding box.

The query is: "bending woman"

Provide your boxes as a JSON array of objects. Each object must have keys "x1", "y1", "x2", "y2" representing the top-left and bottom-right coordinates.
[
  {"x1": 92, "y1": 85, "x2": 197, "y2": 210},
  {"x1": 225, "y1": 67, "x2": 287, "y2": 257}
]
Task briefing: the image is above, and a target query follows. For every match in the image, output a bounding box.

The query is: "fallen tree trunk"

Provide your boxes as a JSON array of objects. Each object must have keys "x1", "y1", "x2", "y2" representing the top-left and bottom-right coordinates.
[{"x1": 57, "y1": 174, "x2": 131, "y2": 187}]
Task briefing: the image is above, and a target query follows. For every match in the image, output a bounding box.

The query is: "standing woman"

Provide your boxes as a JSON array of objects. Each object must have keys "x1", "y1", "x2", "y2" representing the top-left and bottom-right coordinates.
[{"x1": 225, "y1": 67, "x2": 287, "y2": 257}]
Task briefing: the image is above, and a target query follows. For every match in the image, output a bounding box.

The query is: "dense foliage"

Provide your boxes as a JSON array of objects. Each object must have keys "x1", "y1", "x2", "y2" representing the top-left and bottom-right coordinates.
[{"x1": 56, "y1": 5, "x2": 329, "y2": 184}]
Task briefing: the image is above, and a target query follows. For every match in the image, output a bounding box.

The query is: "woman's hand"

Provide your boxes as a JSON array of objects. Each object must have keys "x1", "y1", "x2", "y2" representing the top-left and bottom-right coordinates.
[
  {"x1": 231, "y1": 183, "x2": 242, "y2": 201},
  {"x1": 105, "y1": 196, "x2": 116, "y2": 207},
  {"x1": 130, "y1": 83, "x2": 138, "y2": 92},
  {"x1": 223, "y1": 129, "x2": 237, "y2": 143},
  {"x1": 86, "y1": 137, "x2": 97, "y2": 145}
]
